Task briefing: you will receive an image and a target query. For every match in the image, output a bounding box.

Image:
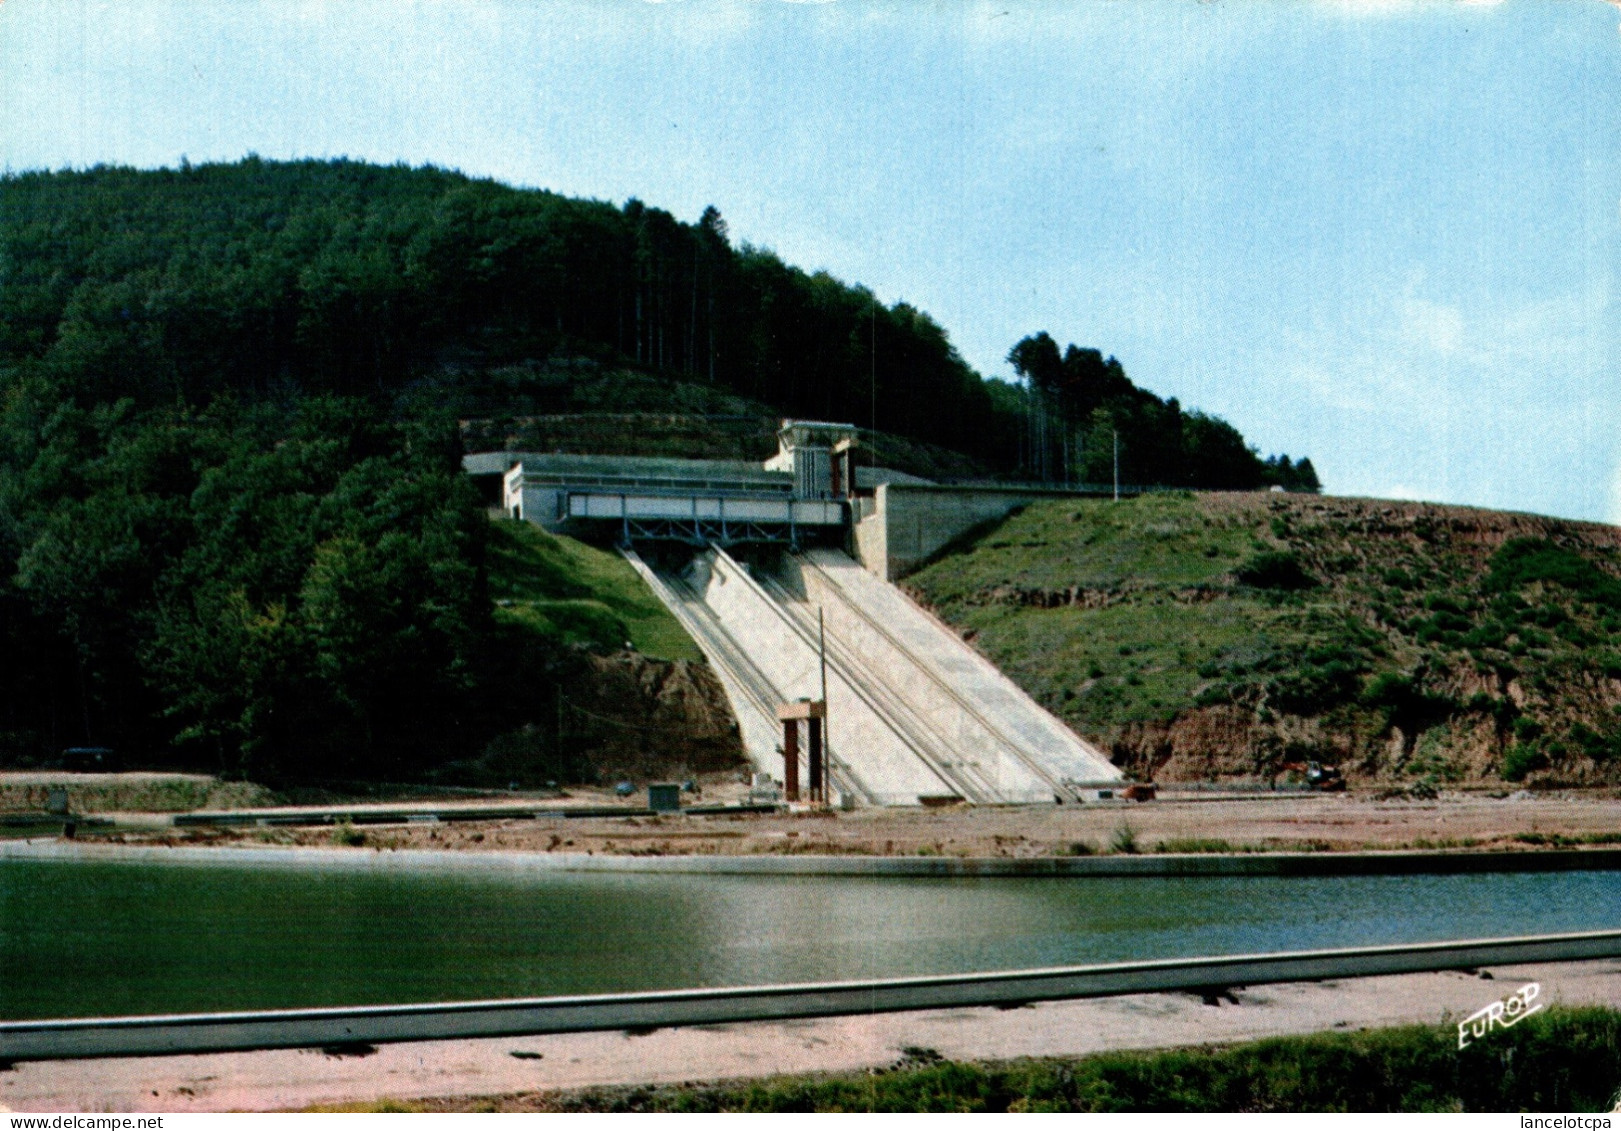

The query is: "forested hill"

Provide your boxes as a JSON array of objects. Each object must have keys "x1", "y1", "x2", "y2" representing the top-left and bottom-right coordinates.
[
  {"x1": 0, "y1": 158, "x2": 1001, "y2": 459},
  {"x1": 0, "y1": 158, "x2": 1308, "y2": 486},
  {"x1": 0, "y1": 158, "x2": 1313, "y2": 780}
]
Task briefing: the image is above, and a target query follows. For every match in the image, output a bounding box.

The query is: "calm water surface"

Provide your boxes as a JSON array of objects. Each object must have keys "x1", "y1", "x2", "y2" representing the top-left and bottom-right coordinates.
[{"x1": 1, "y1": 856, "x2": 1617, "y2": 1019}]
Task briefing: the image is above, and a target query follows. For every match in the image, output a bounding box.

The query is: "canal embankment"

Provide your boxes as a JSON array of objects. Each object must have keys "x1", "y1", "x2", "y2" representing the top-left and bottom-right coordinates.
[
  {"x1": 31, "y1": 787, "x2": 1621, "y2": 861},
  {"x1": 8, "y1": 929, "x2": 1621, "y2": 1060},
  {"x1": 6, "y1": 836, "x2": 1621, "y2": 878},
  {"x1": 6, "y1": 961, "x2": 1619, "y2": 1113}
]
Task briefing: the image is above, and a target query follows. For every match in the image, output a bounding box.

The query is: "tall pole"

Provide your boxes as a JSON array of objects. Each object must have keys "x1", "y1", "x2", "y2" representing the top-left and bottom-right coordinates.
[
  {"x1": 818, "y1": 607, "x2": 828, "y2": 704},
  {"x1": 818, "y1": 606, "x2": 831, "y2": 804},
  {"x1": 1112, "y1": 430, "x2": 1120, "y2": 502},
  {"x1": 870, "y1": 298, "x2": 877, "y2": 438}
]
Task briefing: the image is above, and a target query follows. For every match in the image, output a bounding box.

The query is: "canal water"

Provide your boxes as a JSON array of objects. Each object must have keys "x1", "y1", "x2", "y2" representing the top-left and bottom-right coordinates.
[{"x1": 1, "y1": 854, "x2": 1617, "y2": 1020}]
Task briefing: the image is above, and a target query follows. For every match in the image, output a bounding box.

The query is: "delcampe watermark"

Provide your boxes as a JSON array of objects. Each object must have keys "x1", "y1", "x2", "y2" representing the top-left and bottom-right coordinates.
[{"x1": 1458, "y1": 981, "x2": 1543, "y2": 1049}]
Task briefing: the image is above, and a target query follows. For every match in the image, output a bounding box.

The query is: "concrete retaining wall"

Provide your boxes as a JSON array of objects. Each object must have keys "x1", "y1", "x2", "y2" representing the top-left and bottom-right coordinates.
[
  {"x1": 620, "y1": 548, "x2": 786, "y2": 786},
  {"x1": 8, "y1": 927, "x2": 1621, "y2": 1060},
  {"x1": 10, "y1": 840, "x2": 1621, "y2": 878},
  {"x1": 854, "y1": 484, "x2": 1060, "y2": 580}
]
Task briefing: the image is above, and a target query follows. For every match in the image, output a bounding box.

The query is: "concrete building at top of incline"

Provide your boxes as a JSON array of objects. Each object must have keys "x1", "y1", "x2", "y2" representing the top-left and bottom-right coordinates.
[{"x1": 463, "y1": 417, "x2": 1115, "y2": 580}]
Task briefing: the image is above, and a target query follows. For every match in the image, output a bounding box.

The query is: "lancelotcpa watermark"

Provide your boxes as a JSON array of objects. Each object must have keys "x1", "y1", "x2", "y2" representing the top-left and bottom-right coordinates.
[{"x1": 1458, "y1": 981, "x2": 1543, "y2": 1049}]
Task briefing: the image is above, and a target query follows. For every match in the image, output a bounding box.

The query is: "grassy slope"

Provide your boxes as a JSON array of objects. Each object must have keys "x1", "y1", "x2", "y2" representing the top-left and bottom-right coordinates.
[
  {"x1": 393, "y1": 1006, "x2": 1621, "y2": 1113},
  {"x1": 485, "y1": 518, "x2": 700, "y2": 662},
  {"x1": 906, "y1": 492, "x2": 1377, "y2": 731},
  {"x1": 908, "y1": 492, "x2": 1306, "y2": 726},
  {"x1": 906, "y1": 491, "x2": 1621, "y2": 786}
]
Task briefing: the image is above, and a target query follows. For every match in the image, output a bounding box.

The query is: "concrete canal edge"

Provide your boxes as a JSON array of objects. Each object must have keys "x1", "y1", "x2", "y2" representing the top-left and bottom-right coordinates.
[
  {"x1": 4, "y1": 838, "x2": 1621, "y2": 876},
  {"x1": 6, "y1": 929, "x2": 1621, "y2": 1060}
]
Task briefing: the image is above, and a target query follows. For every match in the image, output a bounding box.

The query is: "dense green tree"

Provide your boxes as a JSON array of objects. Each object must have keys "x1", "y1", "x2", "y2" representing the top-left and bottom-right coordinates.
[
  {"x1": 1007, "y1": 331, "x2": 1317, "y2": 491},
  {"x1": 0, "y1": 159, "x2": 1316, "y2": 776}
]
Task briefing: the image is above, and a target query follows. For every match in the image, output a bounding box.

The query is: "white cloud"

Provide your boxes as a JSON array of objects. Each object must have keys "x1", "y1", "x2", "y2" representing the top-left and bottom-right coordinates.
[
  {"x1": 1298, "y1": 272, "x2": 1610, "y2": 404},
  {"x1": 1261, "y1": 264, "x2": 1615, "y2": 519},
  {"x1": 1313, "y1": 0, "x2": 1421, "y2": 17},
  {"x1": 1398, "y1": 294, "x2": 1465, "y2": 356},
  {"x1": 1314, "y1": 0, "x2": 1503, "y2": 16}
]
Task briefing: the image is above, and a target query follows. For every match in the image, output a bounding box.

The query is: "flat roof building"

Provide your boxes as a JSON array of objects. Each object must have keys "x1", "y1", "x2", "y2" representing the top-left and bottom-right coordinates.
[{"x1": 466, "y1": 420, "x2": 901, "y2": 546}]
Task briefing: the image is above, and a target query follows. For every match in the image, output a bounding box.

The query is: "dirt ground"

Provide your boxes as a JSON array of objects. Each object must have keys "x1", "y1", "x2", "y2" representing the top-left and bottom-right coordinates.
[
  {"x1": 87, "y1": 786, "x2": 1621, "y2": 857},
  {"x1": 6, "y1": 959, "x2": 1618, "y2": 1113}
]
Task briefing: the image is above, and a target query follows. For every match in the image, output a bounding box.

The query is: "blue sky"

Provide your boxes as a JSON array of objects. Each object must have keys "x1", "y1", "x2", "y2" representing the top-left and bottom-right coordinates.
[{"x1": 2, "y1": 0, "x2": 1617, "y2": 522}]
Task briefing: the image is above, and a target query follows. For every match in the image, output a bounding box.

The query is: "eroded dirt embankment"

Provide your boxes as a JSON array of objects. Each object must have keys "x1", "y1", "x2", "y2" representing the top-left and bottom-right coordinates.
[
  {"x1": 562, "y1": 653, "x2": 745, "y2": 782},
  {"x1": 0, "y1": 773, "x2": 275, "y2": 814},
  {"x1": 443, "y1": 652, "x2": 746, "y2": 788}
]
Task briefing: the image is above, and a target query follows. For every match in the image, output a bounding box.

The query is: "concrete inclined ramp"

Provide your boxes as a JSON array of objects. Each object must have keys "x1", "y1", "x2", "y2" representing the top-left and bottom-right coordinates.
[
  {"x1": 627, "y1": 544, "x2": 1120, "y2": 806},
  {"x1": 691, "y1": 548, "x2": 949, "y2": 806},
  {"x1": 788, "y1": 548, "x2": 1121, "y2": 801},
  {"x1": 622, "y1": 547, "x2": 889, "y2": 806}
]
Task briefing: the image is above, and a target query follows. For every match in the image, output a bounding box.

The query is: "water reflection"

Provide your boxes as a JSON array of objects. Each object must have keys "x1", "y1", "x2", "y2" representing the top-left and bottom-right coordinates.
[{"x1": 1, "y1": 858, "x2": 1615, "y2": 1020}]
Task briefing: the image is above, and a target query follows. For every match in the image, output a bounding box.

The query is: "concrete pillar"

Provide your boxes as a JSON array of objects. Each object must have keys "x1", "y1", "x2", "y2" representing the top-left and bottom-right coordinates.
[
  {"x1": 808, "y1": 717, "x2": 824, "y2": 803},
  {"x1": 782, "y1": 718, "x2": 800, "y2": 802},
  {"x1": 776, "y1": 699, "x2": 826, "y2": 806}
]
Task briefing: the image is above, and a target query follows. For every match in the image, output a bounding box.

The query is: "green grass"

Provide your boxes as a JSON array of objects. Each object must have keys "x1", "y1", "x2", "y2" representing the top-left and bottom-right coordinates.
[
  {"x1": 950, "y1": 595, "x2": 1305, "y2": 725},
  {"x1": 544, "y1": 1006, "x2": 1621, "y2": 1112},
  {"x1": 905, "y1": 490, "x2": 1621, "y2": 784},
  {"x1": 908, "y1": 494, "x2": 1347, "y2": 727},
  {"x1": 485, "y1": 519, "x2": 700, "y2": 661},
  {"x1": 1108, "y1": 821, "x2": 1141, "y2": 854},
  {"x1": 912, "y1": 492, "x2": 1263, "y2": 601},
  {"x1": 1154, "y1": 837, "x2": 1240, "y2": 854}
]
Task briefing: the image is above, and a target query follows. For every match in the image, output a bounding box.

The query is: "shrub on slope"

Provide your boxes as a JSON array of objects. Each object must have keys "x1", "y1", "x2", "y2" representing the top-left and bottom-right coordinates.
[{"x1": 906, "y1": 491, "x2": 1621, "y2": 786}]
